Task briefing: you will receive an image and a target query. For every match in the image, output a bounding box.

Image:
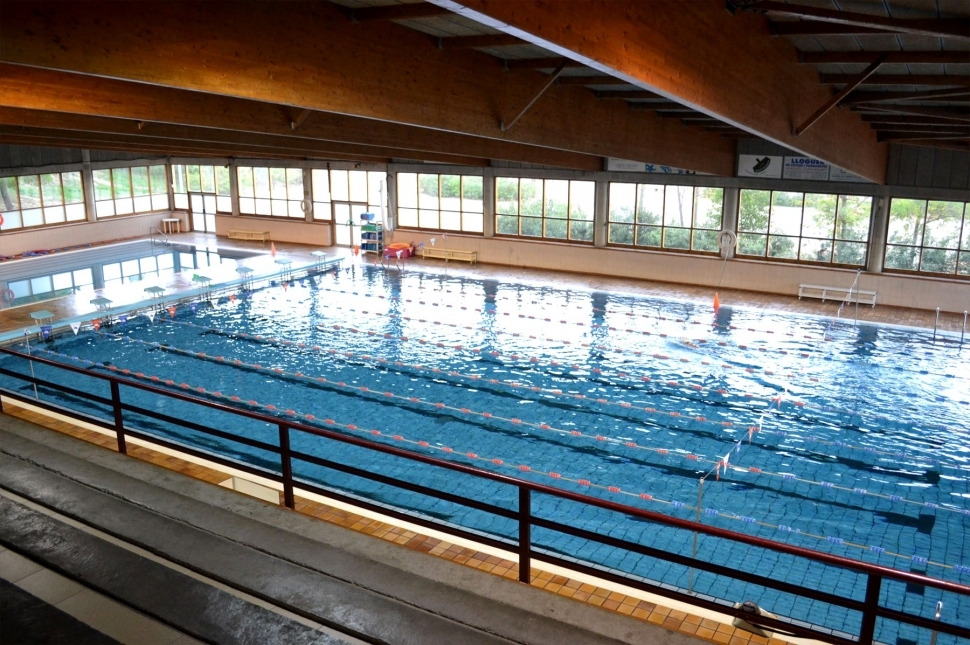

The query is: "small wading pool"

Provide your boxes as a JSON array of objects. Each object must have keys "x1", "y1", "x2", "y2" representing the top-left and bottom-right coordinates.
[
  {"x1": 2, "y1": 265, "x2": 968, "y2": 643},
  {"x1": 0, "y1": 240, "x2": 260, "y2": 308}
]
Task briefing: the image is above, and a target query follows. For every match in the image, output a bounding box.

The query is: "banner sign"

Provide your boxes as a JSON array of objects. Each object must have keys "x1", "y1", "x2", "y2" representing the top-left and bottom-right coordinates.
[
  {"x1": 737, "y1": 155, "x2": 783, "y2": 178},
  {"x1": 783, "y1": 156, "x2": 830, "y2": 181},
  {"x1": 607, "y1": 158, "x2": 697, "y2": 175},
  {"x1": 828, "y1": 165, "x2": 871, "y2": 183}
]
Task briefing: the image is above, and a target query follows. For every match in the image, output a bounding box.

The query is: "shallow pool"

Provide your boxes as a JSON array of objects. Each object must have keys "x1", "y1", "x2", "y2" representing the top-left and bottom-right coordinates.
[{"x1": 3, "y1": 265, "x2": 968, "y2": 642}]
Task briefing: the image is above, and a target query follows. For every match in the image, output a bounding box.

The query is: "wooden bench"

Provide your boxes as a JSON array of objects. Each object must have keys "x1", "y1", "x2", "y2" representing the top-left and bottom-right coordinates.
[
  {"x1": 420, "y1": 247, "x2": 478, "y2": 264},
  {"x1": 228, "y1": 230, "x2": 270, "y2": 241},
  {"x1": 798, "y1": 284, "x2": 877, "y2": 307}
]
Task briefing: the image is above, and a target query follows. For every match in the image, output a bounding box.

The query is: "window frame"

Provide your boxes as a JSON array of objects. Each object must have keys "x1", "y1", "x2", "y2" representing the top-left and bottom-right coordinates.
[
  {"x1": 395, "y1": 172, "x2": 484, "y2": 234},
  {"x1": 493, "y1": 176, "x2": 594, "y2": 244},
  {"x1": 735, "y1": 188, "x2": 872, "y2": 268},
  {"x1": 884, "y1": 198, "x2": 969, "y2": 278},
  {"x1": 0, "y1": 171, "x2": 88, "y2": 232},
  {"x1": 606, "y1": 183, "x2": 724, "y2": 255}
]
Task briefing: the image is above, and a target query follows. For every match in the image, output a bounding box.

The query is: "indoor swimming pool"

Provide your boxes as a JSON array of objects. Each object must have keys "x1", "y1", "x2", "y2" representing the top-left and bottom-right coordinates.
[{"x1": 1, "y1": 265, "x2": 968, "y2": 642}]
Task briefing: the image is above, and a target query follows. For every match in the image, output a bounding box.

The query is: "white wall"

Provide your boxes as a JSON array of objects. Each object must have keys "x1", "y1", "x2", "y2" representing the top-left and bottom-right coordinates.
[
  {"x1": 0, "y1": 211, "x2": 179, "y2": 258},
  {"x1": 396, "y1": 232, "x2": 970, "y2": 313},
  {"x1": 213, "y1": 215, "x2": 332, "y2": 247}
]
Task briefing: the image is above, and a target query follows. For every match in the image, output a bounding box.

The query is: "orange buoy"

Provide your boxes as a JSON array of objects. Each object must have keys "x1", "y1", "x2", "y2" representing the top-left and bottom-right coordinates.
[{"x1": 713, "y1": 292, "x2": 720, "y2": 311}]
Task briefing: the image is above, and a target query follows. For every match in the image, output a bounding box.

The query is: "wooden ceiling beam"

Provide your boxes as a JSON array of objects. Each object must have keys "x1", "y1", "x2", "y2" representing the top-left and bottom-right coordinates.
[
  {"x1": 430, "y1": 0, "x2": 888, "y2": 182},
  {"x1": 770, "y1": 22, "x2": 901, "y2": 36},
  {"x1": 843, "y1": 88, "x2": 970, "y2": 105},
  {"x1": 594, "y1": 90, "x2": 668, "y2": 100},
  {"x1": 349, "y1": 3, "x2": 452, "y2": 21},
  {"x1": 750, "y1": 1, "x2": 969, "y2": 39},
  {"x1": 0, "y1": 108, "x2": 491, "y2": 166},
  {"x1": 821, "y1": 74, "x2": 970, "y2": 87},
  {"x1": 861, "y1": 114, "x2": 968, "y2": 125},
  {"x1": 504, "y1": 57, "x2": 587, "y2": 70},
  {"x1": 437, "y1": 34, "x2": 521, "y2": 48},
  {"x1": 555, "y1": 76, "x2": 633, "y2": 86},
  {"x1": 801, "y1": 51, "x2": 969, "y2": 65},
  {"x1": 0, "y1": 3, "x2": 733, "y2": 175},
  {"x1": 877, "y1": 132, "x2": 969, "y2": 142},
  {"x1": 860, "y1": 106, "x2": 970, "y2": 122},
  {"x1": 0, "y1": 65, "x2": 603, "y2": 171}
]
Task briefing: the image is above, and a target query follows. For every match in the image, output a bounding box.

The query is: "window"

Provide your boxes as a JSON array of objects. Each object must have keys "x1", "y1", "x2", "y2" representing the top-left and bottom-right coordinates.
[
  {"x1": 0, "y1": 171, "x2": 86, "y2": 231},
  {"x1": 92, "y1": 165, "x2": 169, "y2": 218},
  {"x1": 4, "y1": 268, "x2": 93, "y2": 307},
  {"x1": 396, "y1": 173, "x2": 483, "y2": 233},
  {"x1": 314, "y1": 169, "x2": 386, "y2": 222},
  {"x1": 237, "y1": 166, "x2": 304, "y2": 218},
  {"x1": 171, "y1": 164, "x2": 230, "y2": 212},
  {"x1": 608, "y1": 184, "x2": 723, "y2": 252},
  {"x1": 885, "y1": 199, "x2": 969, "y2": 276},
  {"x1": 495, "y1": 177, "x2": 593, "y2": 242},
  {"x1": 737, "y1": 190, "x2": 870, "y2": 266}
]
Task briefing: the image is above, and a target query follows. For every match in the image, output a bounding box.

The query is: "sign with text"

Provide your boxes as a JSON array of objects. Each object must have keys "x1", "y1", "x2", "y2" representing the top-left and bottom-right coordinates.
[
  {"x1": 828, "y1": 165, "x2": 871, "y2": 183},
  {"x1": 606, "y1": 158, "x2": 696, "y2": 175},
  {"x1": 737, "y1": 155, "x2": 783, "y2": 178},
  {"x1": 783, "y1": 156, "x2": 830, "y2": 181}
]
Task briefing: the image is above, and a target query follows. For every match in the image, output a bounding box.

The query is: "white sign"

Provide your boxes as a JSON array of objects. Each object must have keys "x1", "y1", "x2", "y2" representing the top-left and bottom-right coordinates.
[
  {"x1": 607, "y1": 158, "x2": 697, "y2": 175},
  {"x1": 737, "y1": 155, "x2": 782, "y2": 179},
  {"x1": 783, "y1": 156, "x2": 830, "y2": 181},
  {"x1": 828, "y1": 166, "x2": 871, "y2": 183}
]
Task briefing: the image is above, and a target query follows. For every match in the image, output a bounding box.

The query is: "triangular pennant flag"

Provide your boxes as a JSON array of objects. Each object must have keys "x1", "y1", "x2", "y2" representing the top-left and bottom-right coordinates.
[
  {"x1": 70, "y1": 322, "x2": 81, "y2": 335},
  {"x1": 92, "y1": 320, "x2": 101, "y2": 331},
  {"x1": 396, "y1": 250, "x2": 403, "y2": 258},
  {"x1": 119, "y1": 314, "x2": 128, "y2": 325},
  {"x1": 430, "y1": 237, "x2": 436, "y2": 246},
  {"x1": 270, "y1": 242, "x2": 277, "y2": 256},
  {"x1": 145, "y1": 311, "x2": 156, "y2": 322},
  {"x1": 168, "y1": 306, "x2": 176, "y2": 318}
]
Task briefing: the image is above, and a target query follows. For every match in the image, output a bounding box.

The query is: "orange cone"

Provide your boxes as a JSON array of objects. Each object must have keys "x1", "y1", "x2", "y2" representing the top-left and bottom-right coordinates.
[
  {"x1": 713, "y1": 292, "x2": 720, "y2": 311},
  {"x1": 270, "y1": 242, "x2": 277, "y2": 257}
]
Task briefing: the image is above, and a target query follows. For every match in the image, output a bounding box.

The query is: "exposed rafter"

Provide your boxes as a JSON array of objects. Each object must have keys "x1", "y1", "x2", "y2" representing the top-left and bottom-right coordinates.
[
  {"x1": 504, "y1": 58, "x2": 586, "y2": 70},
  {"x1": 594, "y1": 90, "x2": 668, "y2": 100},
  {"x1": 769, "y1": 22, "x2": 904, "y2": 36},
  {"x1": 860, "y1": 114, "x2": 968, "y2": 125},
  {"x1": 860, "y1": 106, "x2": 970, "y2": 122},
  {"x1": 751, "y1": 1, "x2": 969, "y2": 39},
  {"x1": 349, "y1": 3, "x2": 452, "y2": 21},
  {"x1": 801, "y1": 51, "x2": 969, "y2": 65},
  {"x1": 794, "y1": 54, "x2": 887, "y2": 136},
  {"x1": 843, "y1": 88, "x2": 970, "y2": 105},
  {"x1": 821, "y1": 74, "x2": 970, "y2": 87},
  {"x1": 437, "y1": 34, "x2": 521, "y2": 48},
  {"x1": 877, "y1": 132, "x2": 969, "y2": 142},
  {"x1": 555, "y1": 76, "x2": 633, "y2": 86}
]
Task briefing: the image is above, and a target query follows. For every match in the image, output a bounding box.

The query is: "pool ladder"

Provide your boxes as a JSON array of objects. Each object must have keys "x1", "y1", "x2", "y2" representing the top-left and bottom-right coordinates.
[{"x1": 150, "y1": 226, "x2": 169, "y2": 251}]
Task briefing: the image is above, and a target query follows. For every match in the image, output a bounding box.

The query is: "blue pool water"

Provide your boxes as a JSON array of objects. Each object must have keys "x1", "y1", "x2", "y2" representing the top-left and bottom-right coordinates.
[{"x1": 3, "y1": 265, "x2": 968, "y2": 642}]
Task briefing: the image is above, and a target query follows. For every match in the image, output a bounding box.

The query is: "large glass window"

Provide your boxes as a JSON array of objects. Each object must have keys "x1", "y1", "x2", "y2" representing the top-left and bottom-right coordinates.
[
  {"x1": 396, "y1": 173, "x2": 483, "y2": 233},
  {"x1": 495, "y1": 177, "x2": 593, "y2": 242},
  {"x1": 737, "y1": 190, "x2": 870, "y2": 266},
  {"x1": 92, "y1": 165, "x2": 169, "y2": 219},
  {"x1": 0, "y1": 171, "x2": 87, "y2": 231},
  {"x1": 237, "y1": 166, "x2": 304, "y2": 218},
  {"x1": 885, "y1": 199, "x2": 969, "y2": 276},
  {"x1": 608, "y1": 184, "x2": 723, "y2": 252},
  {"x1": 171, "y1": 164, "x2": 229, "y2": 212},
  {"x1": 313, "y1": 169, "x2": 386, "y2": 222}
]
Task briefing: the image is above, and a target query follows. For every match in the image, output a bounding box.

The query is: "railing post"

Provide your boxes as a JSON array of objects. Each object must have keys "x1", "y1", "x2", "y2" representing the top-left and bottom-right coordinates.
[
  {"x1": 278, "y1": 424, "x2": 295, "y2": 509},
  {"x1": 110, "y1": 380, "x2": 127, "y2": 455},
  {"x1": 859, "y1": 573, "x2": 882, "y2": 645},
  {"x1": 518, "y1": 486, "x2": 531, "y2": 584}
]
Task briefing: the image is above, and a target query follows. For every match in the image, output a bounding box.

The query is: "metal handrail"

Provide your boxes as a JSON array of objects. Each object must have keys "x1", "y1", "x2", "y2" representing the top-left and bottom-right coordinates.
[
  {"x1": 1, "y1": 345, "x2": 968, "y2": 644},
  {"x1": 149, "y1": 226, "x2": 168, "y2": 249}
]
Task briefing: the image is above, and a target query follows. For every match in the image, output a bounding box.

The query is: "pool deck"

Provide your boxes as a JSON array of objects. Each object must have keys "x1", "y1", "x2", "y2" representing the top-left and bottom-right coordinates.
[
  {"x1": 1, "y1": 231, "x2": 966, "y2": 338},
  {"x1": 1, "y1": 232, "x2": 963, "y2": 644}
]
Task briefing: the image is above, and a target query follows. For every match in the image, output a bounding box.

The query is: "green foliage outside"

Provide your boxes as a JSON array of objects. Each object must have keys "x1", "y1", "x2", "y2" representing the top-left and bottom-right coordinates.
[{"x1": 886, "y1": 199, "x2": 967, "y2": 274}]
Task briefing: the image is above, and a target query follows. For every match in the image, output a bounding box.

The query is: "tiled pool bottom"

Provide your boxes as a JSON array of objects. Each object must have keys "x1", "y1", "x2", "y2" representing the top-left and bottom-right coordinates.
[
  {"x1": 1, "y1": 402, "x2": 773, "y2": 645},
  {"x1": 2, "y1": 264, "x2": 968, "y2": 643}
]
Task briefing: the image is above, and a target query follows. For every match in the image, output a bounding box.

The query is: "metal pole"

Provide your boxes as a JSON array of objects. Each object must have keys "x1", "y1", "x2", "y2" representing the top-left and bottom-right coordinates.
[
  {"x1": 278, "y1": 424, "x2": 295, "y2": 509},
  {"x1": 929, "y1": 601, "x2": 942, "y2": 645},
  {"x1": 110, "y1": 380, "x2": 127, "y2": 454},
  {"x1": 24, "y1": 330, "x2": 39, "y2": 400},
  {"x1": 518, "y1": 486, "x2": 532, "y2": 584},
  {"x1": 689, "y1": 477, "x2": 704, "y2": 592},
  {"x1": 859, "y1": 574, "x2": 882, "y2": 645},
  {"x1": 933, "y1": 307, "x2": 940, "y2": 342}
]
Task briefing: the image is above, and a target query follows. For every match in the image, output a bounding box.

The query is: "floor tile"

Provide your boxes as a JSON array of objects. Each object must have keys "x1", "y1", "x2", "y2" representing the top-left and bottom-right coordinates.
[
  {"x1": 15, "y1": 567, "x2": 87, "y2": 605},
  {"x1": 0, "y1": 549, "x2": 44, "y2": 583},
  {"x1": 56, "y1": 590, "x2": 187, "y2": 645}
]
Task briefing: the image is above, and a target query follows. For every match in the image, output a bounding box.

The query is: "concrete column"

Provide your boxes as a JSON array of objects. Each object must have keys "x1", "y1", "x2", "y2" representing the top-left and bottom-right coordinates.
[
  {"x1": 482, "y1": 169, "x2": 495, "y2": 238},
  {"x1": 720, "y1": 187, "x2": 739, "y2": 259},
  {"x1": 81, "y1": 149, "x2": 97, "y2": 222},
  {"x1": 303, "y1": 165, "x2": 313, "y2": 223},
  {"x1": 593, "y1": 179, "x2": 608, "y2": 247},
  {"x1": 385, "y1": 171, "x2": 397, "y2": 232},
  {"x1": 866, "y1": 195, "x2": 889, "y2": 274},
  {"x1": 165, "y1": 157, "x2": 175, "y2": 215},
  {"x1": 228, "y1": 159, "x2": 240, "y2": 217}
]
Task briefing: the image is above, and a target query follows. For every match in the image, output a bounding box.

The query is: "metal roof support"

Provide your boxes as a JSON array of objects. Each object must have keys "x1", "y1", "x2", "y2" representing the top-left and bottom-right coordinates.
[
  {"x1": 794, "y1": 55, "x2": 886, "y2": 137},
  {"x1": 500, "y1": 59, "x2": 568, "y2": 132},
  {"x1": 750, "y1": 1, "x2": 970, "y2": 40}
]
